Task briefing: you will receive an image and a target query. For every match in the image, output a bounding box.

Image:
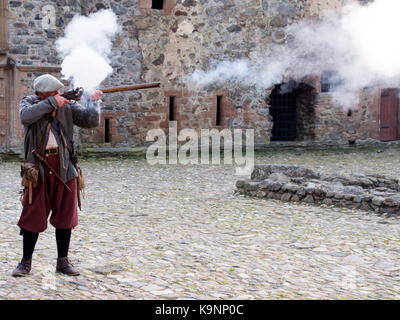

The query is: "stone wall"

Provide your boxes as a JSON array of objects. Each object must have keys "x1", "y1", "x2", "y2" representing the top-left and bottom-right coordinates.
[
  {"x1": 313, "y1": 85, "x2": 381, "y2": 144},
  {"x1": 236, "y1": 164, "x2": 400, "y2": 217},
  {"x1": 0, "y1": 0, "x2": 389, "y2": 154}
]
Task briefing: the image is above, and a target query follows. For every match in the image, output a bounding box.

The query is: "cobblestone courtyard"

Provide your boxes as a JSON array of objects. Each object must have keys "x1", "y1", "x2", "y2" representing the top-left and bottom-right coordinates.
[{"x1": 2, "y1": 148, "x2": 400, "y2": 299}]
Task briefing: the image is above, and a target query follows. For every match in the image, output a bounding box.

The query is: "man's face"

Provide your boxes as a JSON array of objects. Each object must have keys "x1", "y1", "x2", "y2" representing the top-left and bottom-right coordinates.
[{"x1": 37, "y1": 90, "x2": 59, "y2": 100}]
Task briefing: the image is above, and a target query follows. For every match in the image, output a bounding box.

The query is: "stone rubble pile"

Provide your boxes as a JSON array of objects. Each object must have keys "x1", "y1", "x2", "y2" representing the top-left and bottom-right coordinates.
[{"x1": 236, "y1": 165, "x2": 400, "y2": 216}]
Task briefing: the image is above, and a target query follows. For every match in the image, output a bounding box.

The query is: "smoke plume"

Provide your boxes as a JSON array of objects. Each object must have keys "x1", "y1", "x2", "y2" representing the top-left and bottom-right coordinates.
[
  {"x1": 190, "y1": 0, "x2": 400, "y2": 108},
  {"x1": 55, "y1": 9, "x2": 120, "y2": 93}
]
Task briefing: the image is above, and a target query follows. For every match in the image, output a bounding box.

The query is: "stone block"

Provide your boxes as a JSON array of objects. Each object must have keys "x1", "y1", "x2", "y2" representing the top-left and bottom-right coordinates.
[
  {"x1": 372, "y1": 196, "x2": 384, "y2": 206},
  {"x1": 314, "y1": 188, "x2": 326, "y2": 197},
  {"x1": 273, "y1": 192, "x2": 282, "y2": 200},
  {"x1": 281, "y1": 193, "x2": 292, "y2": 202},
  {"x1": 256, "y1": 191, "x2": 266, "y2": 198},
  {"x1": 267, "y1": 192, "x2": 275, "y2": 199},
  {"x1": 282, "y1": 183, "x2": 297, "y2": 192},
  {"x1": 291, "y1": 195, "x2": 300, "y2": 202},
  {"x1": 244, "y1": 182, "x2": 259, "y2": 192},
  {"x1": 322, "y1": 198, "x2": 333, "y2": 206},
  {"x1": 271, "y1": 182, "x2": 282, "y2": 192},
  {"x1": 303, "y1": 195, "x2": 314, "y2": 204},
  {"x1": 361, "y1": 195, "x2": 373, "y2": 202},
  {"x1": 305, "y1": 187, "x2": 316, "y2": 195},
  {"x1": 269, "y1": 172, "x2": 290, "y2": 183},
  {"x1": 286, "y1": 184, "x2": 299, "y2": 193},
  {"x1": 296, "y1": 187, "x2": 306, "y2": 198},
  {"x1": 360, "y1": 202, "x2": 372, "y2": 211},
  {"x1": 344, "y1": 194, "x2": 354, "y2": 201},
  {"x1": 349, "y1": 203, "x2": 361, "y2": 210}
]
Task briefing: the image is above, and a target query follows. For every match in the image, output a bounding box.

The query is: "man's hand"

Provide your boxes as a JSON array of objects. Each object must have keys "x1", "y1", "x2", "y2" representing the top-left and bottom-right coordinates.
[
  {"x1": 90, "y1": 90, "x2": 103, "y2": 101},
  {"x1": 53, "y1": 94, "x2": 70, "y2": 108}
]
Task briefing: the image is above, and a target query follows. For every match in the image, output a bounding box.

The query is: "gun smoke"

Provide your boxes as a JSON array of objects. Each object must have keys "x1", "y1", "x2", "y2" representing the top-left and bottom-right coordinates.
[
  {"x1": 190, "y1": 0, "x2": 400, "y2": 108},
  {"x1": 55, "y1": 9, "x2": 120, "y2": 94}
]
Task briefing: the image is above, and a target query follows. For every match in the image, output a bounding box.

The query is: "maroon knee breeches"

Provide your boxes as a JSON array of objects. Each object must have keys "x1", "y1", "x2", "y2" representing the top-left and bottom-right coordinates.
[{"x1": 18, "y1": 154, "x2": 78, "y2": 234}]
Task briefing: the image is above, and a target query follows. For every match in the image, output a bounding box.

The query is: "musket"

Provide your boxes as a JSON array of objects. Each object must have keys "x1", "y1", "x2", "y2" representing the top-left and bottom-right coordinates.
[
  {"x1": 61, "y1": 82, "x2": 161, "y2": 101},
  {"x1": 101, "y1": 82, "x2": 160, "y2": 93},
  {"x1": 32, "y1": 149, "x2": 72, "y2": 192}
]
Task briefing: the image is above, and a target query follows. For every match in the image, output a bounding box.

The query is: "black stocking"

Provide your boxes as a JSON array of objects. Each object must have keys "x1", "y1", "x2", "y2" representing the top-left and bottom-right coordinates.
[
  {"x1": 55, "y1": 228, "x2": 72, "y2": 258},
  {"x1": 21, "y1": 229, "x2": 39, "y2": 260}
]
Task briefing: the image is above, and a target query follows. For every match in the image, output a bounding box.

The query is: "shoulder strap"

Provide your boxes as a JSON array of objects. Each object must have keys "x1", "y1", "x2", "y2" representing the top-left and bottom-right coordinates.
[{"x1": 34, "y1": 121, "x2": 52, "y2": 171}]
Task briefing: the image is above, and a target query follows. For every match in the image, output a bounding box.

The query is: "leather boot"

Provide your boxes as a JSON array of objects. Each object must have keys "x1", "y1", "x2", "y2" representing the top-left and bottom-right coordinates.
[
  {"x1": 56, "y1": 257, "x2": 80, "y2": 276},
  {"x1": 12, "y1": 258, "x2": 32, "y2": 277}
]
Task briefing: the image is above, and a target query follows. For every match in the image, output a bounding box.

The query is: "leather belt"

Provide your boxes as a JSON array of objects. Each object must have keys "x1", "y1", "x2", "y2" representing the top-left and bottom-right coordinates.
[{"x1": 45, "y1": 147, "x2": 59, "y2": 155}]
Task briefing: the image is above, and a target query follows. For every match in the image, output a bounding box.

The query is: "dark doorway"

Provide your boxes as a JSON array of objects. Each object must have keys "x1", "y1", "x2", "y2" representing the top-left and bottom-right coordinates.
[
  {"x1": 380, "y1": 88, "x2": 399, "y2": 141},
  {"x1": 270, "y1": 84, "x2": 297, "y2": 141},
  {"x1": 269, "y1": 82, "x2": 317, "y2": 141}
]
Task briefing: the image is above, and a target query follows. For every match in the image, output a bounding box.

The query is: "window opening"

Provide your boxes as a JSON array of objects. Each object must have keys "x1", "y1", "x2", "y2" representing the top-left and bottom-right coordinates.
[
  {"x1": 169, "y1": 96, "x2": 175, "y2": 121},
  {"x1": 216, "y1": 96, "x2": 222, "y2": 126},
  {"x1": 152, "y1": 0, "x2": 163, "y2": 9},
  {"x1": 105, "y1": 118, "x2": 111, "y2": 143}
]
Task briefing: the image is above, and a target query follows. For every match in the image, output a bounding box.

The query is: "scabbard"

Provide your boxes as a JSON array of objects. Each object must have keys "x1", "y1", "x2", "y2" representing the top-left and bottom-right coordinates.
[
  {"x1": 28, "y1": 181, "x2": 32, "y2": 205},
  {"x1": 76, "y1": 169, "x2": 82, "y2": 211}
]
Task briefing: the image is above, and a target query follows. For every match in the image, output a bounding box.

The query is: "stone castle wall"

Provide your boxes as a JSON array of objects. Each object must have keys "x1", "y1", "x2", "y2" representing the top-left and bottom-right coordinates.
[{"x1": 0, "y1": 0, "x2": 386, "y2": 153}]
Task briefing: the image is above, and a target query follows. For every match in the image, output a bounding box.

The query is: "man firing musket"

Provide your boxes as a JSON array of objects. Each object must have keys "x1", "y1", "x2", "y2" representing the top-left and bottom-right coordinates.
[
  {"x1": 12, "y1": 74, "x2": 103, "y2": 277},
  {"x1": 13, "y1": 73, "x2": 160, "y2": 277}
]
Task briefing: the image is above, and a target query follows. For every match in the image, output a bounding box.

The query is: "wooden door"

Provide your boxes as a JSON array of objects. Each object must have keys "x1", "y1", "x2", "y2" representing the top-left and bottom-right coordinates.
[{"x1": 380, "y1": 88, "x2": 399, "y2": 142}]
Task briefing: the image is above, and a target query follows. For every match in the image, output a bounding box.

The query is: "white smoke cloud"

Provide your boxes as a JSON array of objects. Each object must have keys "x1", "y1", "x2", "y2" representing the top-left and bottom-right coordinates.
[
  {"x1": 55, "y1": 9, "x2": 120, "y2": 93},
  {"x1": 190, "y1": 0, "x2": 400, "y2": 108}
]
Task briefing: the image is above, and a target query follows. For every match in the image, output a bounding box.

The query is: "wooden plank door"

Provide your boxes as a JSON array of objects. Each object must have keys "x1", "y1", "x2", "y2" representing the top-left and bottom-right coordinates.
[{"x1": 380, "y1": 88, "x2": 399, "y2": 141}]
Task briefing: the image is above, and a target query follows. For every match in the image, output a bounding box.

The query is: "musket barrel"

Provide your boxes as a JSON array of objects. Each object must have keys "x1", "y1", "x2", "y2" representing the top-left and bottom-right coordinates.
[{"x1": 100, "y1": 82, "x2": 160, "y2": 93}]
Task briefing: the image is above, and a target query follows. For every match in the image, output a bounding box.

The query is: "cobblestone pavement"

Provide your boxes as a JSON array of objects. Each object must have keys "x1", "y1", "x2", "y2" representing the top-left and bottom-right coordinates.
[{"x1": 2, "y1": 148, "x2": 400, "y2": 299}]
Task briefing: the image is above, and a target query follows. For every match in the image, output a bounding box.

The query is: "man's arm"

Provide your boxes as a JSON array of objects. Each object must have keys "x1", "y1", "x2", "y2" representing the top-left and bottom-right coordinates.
[
  {"x1": 19, "y1": 96, "x2": 58, "y2": 126},
  {"x1": 70, "y1": 99, "x2": 100, "y2": 129}
]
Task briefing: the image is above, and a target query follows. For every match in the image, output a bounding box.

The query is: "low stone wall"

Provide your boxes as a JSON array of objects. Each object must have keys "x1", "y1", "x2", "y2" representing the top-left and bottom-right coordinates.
[{"x1": 236, "y1": 165, "x2": 400, "y2": 216}]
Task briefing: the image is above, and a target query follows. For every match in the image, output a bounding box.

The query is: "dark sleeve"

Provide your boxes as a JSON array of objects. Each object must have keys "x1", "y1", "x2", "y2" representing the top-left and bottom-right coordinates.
[
  {"x1": 70, "y1": 99, "x2": 100, "y2": 129},
  {"x1": 19, "y1": 96, "x2": 58, "y2": 126}
]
